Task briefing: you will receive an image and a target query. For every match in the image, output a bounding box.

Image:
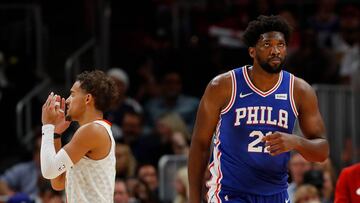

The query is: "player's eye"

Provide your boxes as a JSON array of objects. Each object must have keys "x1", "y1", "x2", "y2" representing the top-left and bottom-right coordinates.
[{"x1": 278, "y1": 43, "x2": 285, "y2": 47}]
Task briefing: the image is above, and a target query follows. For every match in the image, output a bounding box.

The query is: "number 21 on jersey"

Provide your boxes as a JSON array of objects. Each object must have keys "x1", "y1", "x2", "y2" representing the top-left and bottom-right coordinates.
[{"x1": 248, "y1": 131, "x2": 272, "y2": 153}]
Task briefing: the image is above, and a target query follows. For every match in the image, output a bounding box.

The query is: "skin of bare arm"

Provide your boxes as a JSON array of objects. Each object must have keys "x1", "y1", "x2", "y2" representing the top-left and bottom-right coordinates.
[{"x1": 188, "y1": 72, "x2": 232, "y2": 203}]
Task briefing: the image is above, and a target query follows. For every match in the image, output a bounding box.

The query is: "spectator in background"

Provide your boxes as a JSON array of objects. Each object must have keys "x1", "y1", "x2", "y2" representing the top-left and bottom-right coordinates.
[
  {"x1": 173, "y1": 167, "x2": 189, "y2": 203},
  {"x1": 135, "y1": 112, "x2": 189, "y2": 166},
  {"x1": 331, "y1": 4, "x2": 360, "y2": 86},
  {"x1": 171, "y1": 131, "x2": 190, "y2": 156},
  {"x1": 131, "y1": 56, "x2": 160, "y2": 105},
  {"x1": 133, "y1": 179, "x2": 159, "y2": 203},
  {"x1": 279, "y1": 9, "x2": 301, "y2": 54},
  {"x1": 115, "y1": 143, "x2": 137, "y2": 179},
  {"x1": 137, "y1": 164, "x2": 159, "y2": 199},
  {"x1": 288, "y1": 152, "x2": 312, "y2": 202},
  {"x1": 114, "y1": 178, "x2": 130, "y2": 203},
  {"x1": 303, "y1": 169, "x2": 333, "y2": 203},
  {"x1": 334, "y1": 163, "x2": 360, "y2": 203},
  {"x1": 144, "y1": 71, "x2": 199, "y2": 133},
  {"x1": 294, "y1": 184, "x2": 321, "y2": 203},
  {"x1": 106, "y1": 67, "x2": 143, "y2": 138},
  {"x1": 118, "y1": 111, "x2": 146, "y2": 162},
  {"x1": 308, "y1": 0, "x2": 339, "y2": 48},
  {"x1": 155, "y1": 113, "x2": 190, "y2": 143},
  {"x1": 35, "y1": 179, "x2": 63, "y2": 203},
  {"x1": 285, "y1": 27, "x2": 338, "y2": 84},
  {"x1": 125, "y1": 177, "x2": 140, "y2": 201},
  {"x1": 0, "y1": 135, "x2": 42, "y2": 199},
  {"x1": 312, "y1": 158, "x2": 336, "y2": 203},
  {"x1": 5, "y1": 193, "x2": 32, "y2": 203}
]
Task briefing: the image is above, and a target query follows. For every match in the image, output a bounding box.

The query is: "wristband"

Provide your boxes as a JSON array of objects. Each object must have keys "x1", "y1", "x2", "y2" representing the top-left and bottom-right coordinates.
[
  {"x1": 54, "y1": 133, "x2": 61, "y2": 139},
  {"x1": 42, "y1": 124, "x2": 55, "y2": 136}
]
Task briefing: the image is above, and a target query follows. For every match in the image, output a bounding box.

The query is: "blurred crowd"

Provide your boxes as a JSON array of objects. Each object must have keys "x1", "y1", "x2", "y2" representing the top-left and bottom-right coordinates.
[{"x1": 0, "y1": 0, "x2": 360, "y2": 202}]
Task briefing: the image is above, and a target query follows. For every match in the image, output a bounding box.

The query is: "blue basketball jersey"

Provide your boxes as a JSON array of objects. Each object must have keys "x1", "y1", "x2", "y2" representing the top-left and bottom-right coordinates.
[{"x1": 207, "y1": 66, "x2": 298, "y2": 202}]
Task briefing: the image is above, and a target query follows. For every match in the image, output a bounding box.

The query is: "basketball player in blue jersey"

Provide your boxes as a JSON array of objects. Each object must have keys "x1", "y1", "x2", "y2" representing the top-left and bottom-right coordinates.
[{"x1": 188, "y1": 15, "x2": 329, "y2": 203}]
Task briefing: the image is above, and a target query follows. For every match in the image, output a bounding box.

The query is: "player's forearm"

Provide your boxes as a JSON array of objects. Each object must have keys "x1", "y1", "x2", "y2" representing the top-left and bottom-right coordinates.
[
  {"x1": 41, "y1": 125, "x2": 73, "y2": 179},
  {"x1": 295, "y1": 136, "x2": 329, "y2": 162},
  {"x1": 188, "y1": 142, "x2": 209, "y2": 203},
  {"x1": 49, "y1": 137, "x2": 65, "y2": 190}
]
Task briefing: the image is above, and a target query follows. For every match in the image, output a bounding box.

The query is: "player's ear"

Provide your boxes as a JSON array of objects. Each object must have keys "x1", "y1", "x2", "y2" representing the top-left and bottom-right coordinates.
[
  {"x1": 85, "y1": 94, "x2": 92, "y2": 104},
  {"x1": 248, "y1": 47, "x2": 255, "y2": 58}
]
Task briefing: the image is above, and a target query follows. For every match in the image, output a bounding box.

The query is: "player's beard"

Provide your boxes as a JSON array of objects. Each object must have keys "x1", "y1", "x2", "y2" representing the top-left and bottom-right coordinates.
[
  {"x1": 257, "y1": 55, "x2": 285, "y2": 74},
  {"x1": 65, "y1": 105, "x2": 72, "y2": 121},
  {"x1": 65, "y1": 115, "x2": 72, "y2": 121}
]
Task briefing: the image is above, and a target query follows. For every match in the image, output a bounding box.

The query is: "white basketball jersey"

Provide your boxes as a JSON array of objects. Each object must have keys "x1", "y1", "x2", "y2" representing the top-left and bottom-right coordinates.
[{"x1": 65, "y1": 120, "x2": 116, "y2": 203}]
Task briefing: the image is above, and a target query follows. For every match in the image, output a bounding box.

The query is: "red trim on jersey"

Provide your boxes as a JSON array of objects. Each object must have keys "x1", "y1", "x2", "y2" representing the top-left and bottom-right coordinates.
[
  {"x1": 214, "y1": 120, "x2": 223, "y2": 203},
  {"x1": 221, "y1": 70, "x2": 236, "y2": 114},
  {"x1": 289, "y1": 74, "x2": 299, "y2": 116},
  {"x1": 214, "y1": 150, "x2": 223, "y2": 203},
  {"x1": 243, "y1": 66, "x2": 283, "y2": 97},
  {"x1": 206, "y1": 162, "x2": 215, "y2": 200},
  {"x1": 99, "y1": 119, "x2": 112, "y2": 126}
]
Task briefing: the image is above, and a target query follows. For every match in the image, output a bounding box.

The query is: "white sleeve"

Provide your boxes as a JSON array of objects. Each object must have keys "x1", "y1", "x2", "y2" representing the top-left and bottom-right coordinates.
[{"x1": 40, "y1": 124, "x2": 74, "y2": 179}]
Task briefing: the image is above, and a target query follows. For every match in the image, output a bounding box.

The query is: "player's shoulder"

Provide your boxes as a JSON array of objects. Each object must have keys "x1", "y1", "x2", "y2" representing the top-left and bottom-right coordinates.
[
  {"x1": 293, "y1": 75, "x2": 315, "y2": 95},
  {"x1": 208, "y1": 70, "x2": 233, "y2": 90},
  {"x1": 292, "y1": 76, "x2": 318, "y2": 111},
  {"x1": 75, "y1": 121, "x2": 108, "y2": 139},
  {"x1": 202, "y1": 70, "x2": 234, "y2": 108}
]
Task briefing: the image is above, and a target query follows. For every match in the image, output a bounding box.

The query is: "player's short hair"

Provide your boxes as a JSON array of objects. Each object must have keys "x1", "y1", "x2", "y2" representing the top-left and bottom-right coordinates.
[
  {"x1": 76, "y1": 70, "x2": 119, "y2": 112},
  {"x1": 242, "y1": 15, "x2": 292, "y2": 47}
]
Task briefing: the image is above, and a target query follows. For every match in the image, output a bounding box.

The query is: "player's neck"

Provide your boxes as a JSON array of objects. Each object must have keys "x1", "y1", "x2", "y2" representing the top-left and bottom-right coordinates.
[
  {"x1": 248, "y1": 64, "x2": 281, "y2": 92},
  {"x1": 77, "y1": 108, "x2": 103, "y2": 126}
]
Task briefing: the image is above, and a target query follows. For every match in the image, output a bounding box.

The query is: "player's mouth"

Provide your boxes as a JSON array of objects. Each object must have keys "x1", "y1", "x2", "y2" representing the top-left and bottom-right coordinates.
[{"x1": 269, "y1": 57, "x2": 281, "y2": 65}]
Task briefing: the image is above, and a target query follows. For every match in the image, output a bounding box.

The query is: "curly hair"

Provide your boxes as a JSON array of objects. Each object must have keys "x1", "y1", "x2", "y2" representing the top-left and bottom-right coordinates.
[
  {"x1": 242, "y1": 15, "x2": 292, "y2": 47},
  {"x1": 76, "y1": 70, "x2": 119, "y2": 112}
]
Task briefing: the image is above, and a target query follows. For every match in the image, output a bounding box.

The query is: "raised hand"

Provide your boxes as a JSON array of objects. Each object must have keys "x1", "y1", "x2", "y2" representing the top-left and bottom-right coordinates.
[
  {"x1": 42, "y1": 92, "x2": 58, "y2": 125},
  {"x1": 41, "y1": 92, "x2": 71, "y2": 134},
  {"x1": 54, "y1": 95, "x2": 71, "y2": 134}
]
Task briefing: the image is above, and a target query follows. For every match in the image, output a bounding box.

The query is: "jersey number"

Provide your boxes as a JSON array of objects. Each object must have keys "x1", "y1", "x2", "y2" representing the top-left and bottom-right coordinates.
[{"x1": 248, "y1": 131, "x2": 272, "y2": 153}]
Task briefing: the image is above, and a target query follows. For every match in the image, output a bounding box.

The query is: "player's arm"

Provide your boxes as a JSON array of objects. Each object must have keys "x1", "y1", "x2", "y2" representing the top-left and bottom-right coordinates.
[
  {"x1": 41, "y1": 122, "x2": 108, "y2": 180},
  {"x1": 49, "y1": 137, "x2": 66, "y2": 191},
  {"x1": 188, "y1": 72, "x2": 231, "y2": 203},
  {"x1": 293, "y1": 77, "x2": 329, "y2": 162}
]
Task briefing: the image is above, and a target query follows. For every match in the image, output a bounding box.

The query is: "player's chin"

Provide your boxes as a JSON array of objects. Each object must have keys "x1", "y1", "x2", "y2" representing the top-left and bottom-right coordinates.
[
  {"x1": 65, "y1": 115, "x2": 72, "y2": 121},
  {"x1": 270, "y1": 65, "x2": 282, "y2": 73}
]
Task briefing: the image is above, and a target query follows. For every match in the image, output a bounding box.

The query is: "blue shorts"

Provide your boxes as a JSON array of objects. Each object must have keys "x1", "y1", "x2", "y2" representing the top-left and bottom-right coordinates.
[{"x1": 209, "y1": 190, "x2": 290, "y2": 203}]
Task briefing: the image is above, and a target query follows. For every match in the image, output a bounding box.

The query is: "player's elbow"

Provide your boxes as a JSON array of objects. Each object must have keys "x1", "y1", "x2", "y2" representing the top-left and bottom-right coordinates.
[
  {"x1": 312, "y1": 145, "x2": 329, "y2": 163},
  {"x1": 315, "y1": 154, "x2": 328, "y2": 163},
  {"x1": 319, "y1": 142, "x2": 330, "y2": 162},
  {"x1": 51, "y1": 182, "x2": 65, "y2": 191}
]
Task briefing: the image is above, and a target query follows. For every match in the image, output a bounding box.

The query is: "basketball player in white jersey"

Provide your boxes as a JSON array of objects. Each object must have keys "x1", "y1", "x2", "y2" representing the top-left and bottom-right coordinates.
[{"x1": 41, "y1": 70, "x2": 119, "y2": 203}]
